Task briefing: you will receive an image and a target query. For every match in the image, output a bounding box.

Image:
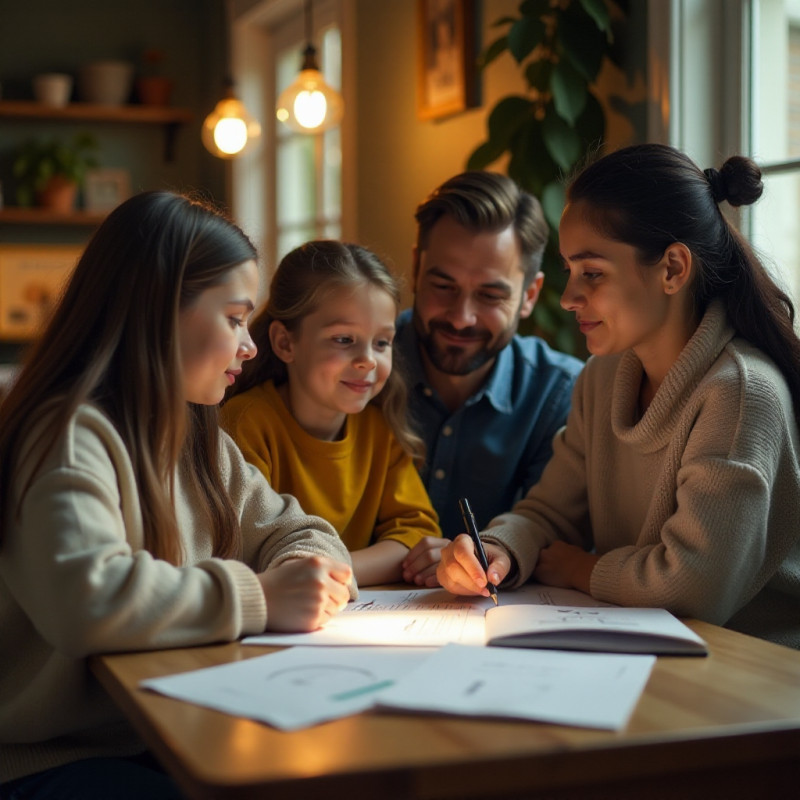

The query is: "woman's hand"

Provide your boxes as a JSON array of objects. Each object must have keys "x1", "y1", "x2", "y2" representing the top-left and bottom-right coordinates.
[
  {"x1": 258, "y1": 556, "x2": 352, "y2": 632},
  {"x1": 401, "y1": 536, "x2": 449, "y2": 587},
  {"x1": 436, "y1": 534, "x2": 512, "y2": 597},
  {"x1": 533, "y1": 541, "x2": 599, "y2": 593}
]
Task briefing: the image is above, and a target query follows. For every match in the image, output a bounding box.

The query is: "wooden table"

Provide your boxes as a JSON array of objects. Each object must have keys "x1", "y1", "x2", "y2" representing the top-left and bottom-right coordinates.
[{"x1": 92, "y1": 620, "x2": 800, "y2": 800}]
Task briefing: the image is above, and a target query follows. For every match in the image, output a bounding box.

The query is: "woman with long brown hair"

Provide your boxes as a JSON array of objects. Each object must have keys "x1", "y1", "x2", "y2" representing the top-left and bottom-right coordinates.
[{"x1": 0, "y1": 192, "x2": 353, "y2": 798}]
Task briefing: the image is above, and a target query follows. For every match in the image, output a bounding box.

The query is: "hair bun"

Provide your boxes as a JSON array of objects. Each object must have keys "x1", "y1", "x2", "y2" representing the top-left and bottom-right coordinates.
[
  {"x1": 707, "y1": 156, "x2": 764, "y2": 207},
  {"x1": 703, "y1": 168, "x2": 726, "y2": 204}
]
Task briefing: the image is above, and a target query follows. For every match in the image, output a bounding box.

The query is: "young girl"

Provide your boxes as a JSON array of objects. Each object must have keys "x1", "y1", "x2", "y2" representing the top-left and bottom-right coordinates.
[
  {"x1": 438, "y1": 144, "x2": 800, "y2": 649},
  {"x1": 0, "y1": 192, "x2": 354, "y2": 798},
  {"x1": 222, "y1": 240, "x2": 445, "y2": 587}
]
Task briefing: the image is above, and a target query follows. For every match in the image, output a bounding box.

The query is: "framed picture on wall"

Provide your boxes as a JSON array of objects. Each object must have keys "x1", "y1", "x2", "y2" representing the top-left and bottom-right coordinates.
[
  {"x1": 84, "y1": 168, "x2": 132, "y2": 213},
  {"x1": 0, "y1": 245, "x2": 83, "y2": 339},
  {"x1": 416, "y1": 0, "x2": 477, "y2": 120}
]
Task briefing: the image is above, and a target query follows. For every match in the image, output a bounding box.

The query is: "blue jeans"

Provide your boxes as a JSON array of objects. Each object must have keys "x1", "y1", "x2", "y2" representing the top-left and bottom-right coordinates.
[{"x1": 1, "y1": 752, "x2": 183, "y2": 799}]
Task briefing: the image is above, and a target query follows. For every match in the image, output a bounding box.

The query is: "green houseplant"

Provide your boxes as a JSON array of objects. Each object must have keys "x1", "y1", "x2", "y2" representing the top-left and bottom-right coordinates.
[
  {"x1": 12, "y1": 133, "x2": 99, "y2": 213},
  {"x1": 467, "y1": 0, "x2": 625, "y2": 355}
]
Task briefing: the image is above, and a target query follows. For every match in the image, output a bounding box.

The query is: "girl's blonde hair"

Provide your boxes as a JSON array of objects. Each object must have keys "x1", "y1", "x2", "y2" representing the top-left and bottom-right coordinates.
[{"x1": 229, "y1": 240, "x2": 424, "y2": 461}]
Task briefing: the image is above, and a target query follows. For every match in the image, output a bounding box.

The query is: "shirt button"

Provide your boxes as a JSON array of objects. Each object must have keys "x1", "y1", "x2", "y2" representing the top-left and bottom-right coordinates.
[
  {"x1": 423, "y1": 387, "x2": 433, "y2": 397},
  {"x1": 442, "y1": 425, "x2": 453, "y2": 436},
  {"x1": 434, "y1": 469, "x2": 446, "y2": 480}
]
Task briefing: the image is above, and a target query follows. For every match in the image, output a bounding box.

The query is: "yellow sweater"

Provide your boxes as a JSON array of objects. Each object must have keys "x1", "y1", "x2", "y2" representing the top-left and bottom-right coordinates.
[{"x1": 222, "y1": 381, "x2": 441, "y2": 552}]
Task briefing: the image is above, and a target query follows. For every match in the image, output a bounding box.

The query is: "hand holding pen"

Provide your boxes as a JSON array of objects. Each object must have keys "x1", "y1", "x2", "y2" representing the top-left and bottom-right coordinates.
[{"x1": 458, "y1": 497, "x2": 498, "y2": 605}]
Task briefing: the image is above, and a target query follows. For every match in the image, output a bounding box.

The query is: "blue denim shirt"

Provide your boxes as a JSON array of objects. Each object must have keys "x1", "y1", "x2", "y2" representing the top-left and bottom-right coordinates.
[{"x1": 395, "y1": 309, "x2": 584, "y2": 538}]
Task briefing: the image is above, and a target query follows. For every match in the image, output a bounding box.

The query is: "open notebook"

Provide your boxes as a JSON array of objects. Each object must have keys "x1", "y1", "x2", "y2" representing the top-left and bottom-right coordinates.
[{"x1": 244, "y1": 586, "x2": 708, "y2": 656}]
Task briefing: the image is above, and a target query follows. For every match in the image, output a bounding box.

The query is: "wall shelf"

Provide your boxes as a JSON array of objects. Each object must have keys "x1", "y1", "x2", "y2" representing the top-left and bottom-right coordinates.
[
  {"x1": 0, "y1": 100, "x2": 194, "y2": 160},
  {"x1": 0, "y1": 207, "x2": 106, "y2": 226}
]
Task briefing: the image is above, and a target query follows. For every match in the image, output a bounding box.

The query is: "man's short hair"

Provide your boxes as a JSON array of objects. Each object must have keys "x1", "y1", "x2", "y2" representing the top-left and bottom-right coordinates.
[{"x1": 414, "y1": 171, "x2": 549, "y2": 287}]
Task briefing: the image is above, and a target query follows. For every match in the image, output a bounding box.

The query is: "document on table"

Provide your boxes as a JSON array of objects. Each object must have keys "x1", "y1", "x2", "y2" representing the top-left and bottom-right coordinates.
[
  {"x1": 243, "y1": 585, "x2": 612, "y2": 648},
  {"x1": 141, "y1": 642, "x2": 655, "y2": 731},
  {"x1": 141, "y1": 646, "x2": 430, "y2": 731},
  {"x1": 377, "y1": 643, "x2": 656, "y2": 730}
]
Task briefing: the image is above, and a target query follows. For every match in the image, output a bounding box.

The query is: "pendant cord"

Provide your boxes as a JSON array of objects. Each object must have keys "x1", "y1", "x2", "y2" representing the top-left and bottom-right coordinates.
[
  {"x1": 305, "y1": 0, "x2": 313, "y2": 47},
  {"x1": 223, "y1": 0, "x2": 234, "y2": 86}
]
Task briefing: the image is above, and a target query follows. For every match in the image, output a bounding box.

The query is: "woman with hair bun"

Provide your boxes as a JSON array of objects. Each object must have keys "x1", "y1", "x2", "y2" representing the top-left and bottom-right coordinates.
[{"x1": 437, "y1": 143, "x2": 800, "y2": 649}]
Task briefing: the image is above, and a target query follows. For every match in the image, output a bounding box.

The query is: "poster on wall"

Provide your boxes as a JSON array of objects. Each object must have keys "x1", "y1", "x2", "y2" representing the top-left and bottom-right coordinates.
[
  {"x1": 0, "y1": 245, "x2": 83, "y2": 340},
  {"x1": 416, "y1": 0, "x2": 478, "y2": 120}
]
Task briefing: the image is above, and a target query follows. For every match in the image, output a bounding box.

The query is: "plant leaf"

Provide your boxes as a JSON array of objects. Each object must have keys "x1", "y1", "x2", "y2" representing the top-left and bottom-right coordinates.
[
  {"x1": 478, "y1": 35, "x2": 510, "y2": 70},
  {"x1": 551, "y1": 59, "x2": 587, "y2": 126},
  {"x1": 541, "y1": 109, "x2": 582, "y2": 171},
  {"x1": 487, "y1": 96, "x2": 534, "y2": 150},
  {"x1": 525, "y1": 58, "x2": 552, "y2": 91},
  {"x1": 533, "y1": 297, "x2": 558, "y2": 334},
  {"x1": 557, "y1": 4, "x2": 608, "y2": 82},
  {"x1": 576, "y1": 90, "x2": 606, "y2": 151},
  {"x1": 508, "y1": 14, "x2": 546, "y2": 63},
  {"x1": 507, "y1": 118, "x2": 558, "y2": 196},
  {"x1": 467, "y1": 140, "x2": 506, "y2": 170},
  {"x1": 578, "y1": 0, "x2": 611, "y2": 33},
  {"x1": 491, "y1": 16, "x2": 518, "y2": 28},
  {"x1": 541, "y1": 180, "x2": 567, "y2": 230},
  {"x1": 520, "y1": 0, "x2": 551, "y2": 17}
]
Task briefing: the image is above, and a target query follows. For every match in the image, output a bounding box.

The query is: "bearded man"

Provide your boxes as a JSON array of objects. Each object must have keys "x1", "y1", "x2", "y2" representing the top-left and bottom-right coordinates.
[{"x1": 395, "y1": 171, "x2": 584, "y2": 540}]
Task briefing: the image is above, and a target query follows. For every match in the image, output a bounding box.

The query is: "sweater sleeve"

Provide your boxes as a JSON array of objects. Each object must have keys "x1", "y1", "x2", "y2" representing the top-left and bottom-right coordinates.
[
  {"x1": 2, "y1": 432, "x2": 260, "y2": 657},
  {"x1": 482, "y1": 369, "x2": 593, "y2": 587},
  {"x1": 372, "y1": 436, "x2": 442, "y2": 549},
  {"x1": 0, "y1": 408, "x2": 355, "y2": 660},
  {"x1": 589, "y1": 458, "x2": 775, "y2": 622},
  {"x1": 219, "y1": 431, "x2": 355, "y2": 580},
  {"x1": 589, "y1": 376, "x2": 800, "y2": 624}
]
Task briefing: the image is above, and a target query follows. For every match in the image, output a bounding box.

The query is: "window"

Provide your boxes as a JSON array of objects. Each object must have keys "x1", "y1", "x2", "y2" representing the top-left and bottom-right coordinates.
[
  {"x1": 652, "y1": 0, "x2": 800, "y2": 312},
  {"x1": 749, "y1": 0, "x2": 800, "y2": 308},
  {"x1": 274, "y1": 23, "x2": 343, "y2": 259},
  {"x1": 231, "y1": 0, "x2": 350, "y2": 288}
]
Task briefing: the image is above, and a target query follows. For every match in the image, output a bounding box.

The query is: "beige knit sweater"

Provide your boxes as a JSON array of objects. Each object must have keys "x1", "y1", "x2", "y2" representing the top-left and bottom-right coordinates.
[
  {"x1": 0, "y1": 405, "x2": 354, "y2": 782},
  {"x1": 484, "y1": 302, "x2": 800, "y2": 648}
]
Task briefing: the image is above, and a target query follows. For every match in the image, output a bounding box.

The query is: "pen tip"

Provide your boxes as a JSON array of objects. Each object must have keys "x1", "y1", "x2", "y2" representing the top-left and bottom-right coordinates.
[{"x1": 491, "y1": 594, "x2": 498, "y2": 606}]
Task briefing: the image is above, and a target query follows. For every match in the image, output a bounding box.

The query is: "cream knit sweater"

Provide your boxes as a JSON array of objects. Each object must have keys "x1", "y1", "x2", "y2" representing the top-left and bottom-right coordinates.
[
  {"x1": 484, "y1": 302, "x2": 800, "y2": 648},
  {"x1": 0, "y1": 405, "x2": 354, "y2": 782}
]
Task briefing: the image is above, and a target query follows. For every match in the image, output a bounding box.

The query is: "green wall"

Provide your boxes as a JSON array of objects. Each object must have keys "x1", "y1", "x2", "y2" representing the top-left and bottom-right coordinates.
[
  {"x1": 0, "y1": 0, "x2": 230, "y2": 361},
  {"x1": 0, "y1": 0, "x2": 229, "y2": 237}
]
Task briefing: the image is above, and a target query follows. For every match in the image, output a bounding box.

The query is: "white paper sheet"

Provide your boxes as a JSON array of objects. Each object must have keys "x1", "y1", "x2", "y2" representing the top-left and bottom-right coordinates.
[
  {"x1": 141, "y1": 646, "x2": 430, "y2": 731},
  {"x1": 377, "y1": 643, "x2": 655, "y2": 730},
  {"x1": 243, "y1": 585, "x2": 612, "y2": 648}
]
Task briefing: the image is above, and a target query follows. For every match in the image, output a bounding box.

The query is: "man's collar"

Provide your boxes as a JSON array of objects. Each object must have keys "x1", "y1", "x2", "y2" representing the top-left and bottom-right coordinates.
[
  {"x1": 474, "y1": 344, "x2": 514, "y2": 412},
  {"x1": 396, "y1": 310, "x2": 515, "y2": 413}
]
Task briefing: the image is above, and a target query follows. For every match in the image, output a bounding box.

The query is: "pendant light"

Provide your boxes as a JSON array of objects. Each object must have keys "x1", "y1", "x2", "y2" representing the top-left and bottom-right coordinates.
[
  {"x1": 276, "y1": 0, "x2": 344, "y2": 134},
  {"x1": 202, "y1": 1, "x2": 261, "y2": 159},
  {"x1": 202, "y1": 76, "x2": 261, "y2": 158}
]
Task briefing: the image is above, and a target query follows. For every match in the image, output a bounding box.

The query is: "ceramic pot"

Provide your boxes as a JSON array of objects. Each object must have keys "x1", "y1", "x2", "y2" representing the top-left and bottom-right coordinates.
[
  {"x1": 135, "y1": 76, "x2": 172, "y2": 106},
  {"x1": 78, "y1": 61, "x2": 134, "y2": 106},
  {"x1": 32, "y1": 73, "x2": 73, "y2": 107},
  {"x1": 35, "y1": 176, "x2": 78, "y2": 213}
]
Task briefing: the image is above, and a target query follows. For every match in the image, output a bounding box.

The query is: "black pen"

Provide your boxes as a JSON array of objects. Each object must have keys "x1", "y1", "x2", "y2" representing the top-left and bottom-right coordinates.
[{"x1": 458, "y1": 497, "x2": 498, "y2": 605}]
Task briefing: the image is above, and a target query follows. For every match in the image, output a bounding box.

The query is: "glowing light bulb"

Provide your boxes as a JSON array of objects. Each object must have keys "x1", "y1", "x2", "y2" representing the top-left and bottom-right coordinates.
[
  {"x1": 202, "y1": 92, "x2": 261, "y2": 159},
  {"x1": 276, "y1": 67, "x2": 343, "y2": 134},
  {"x1": 294, "y1": 90, "x2": 327, "y2": 129},
  {"x1": 213, "y1": 117, "x2": 248, "y2": 155}
]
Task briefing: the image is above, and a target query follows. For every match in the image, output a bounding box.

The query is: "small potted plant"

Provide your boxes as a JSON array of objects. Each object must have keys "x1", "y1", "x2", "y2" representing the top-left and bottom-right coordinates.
[
  {"x1": 136, "y1": 48, "x2": 172, "y2": 106},
  {"x1": 12, "y1": 133, "x2": 99, "y2": 213}
]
